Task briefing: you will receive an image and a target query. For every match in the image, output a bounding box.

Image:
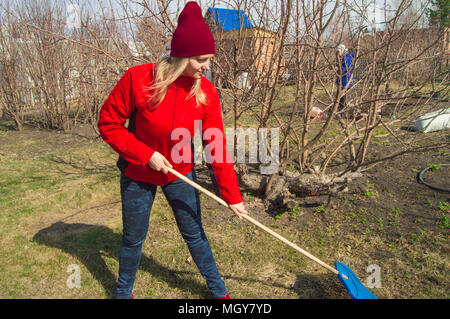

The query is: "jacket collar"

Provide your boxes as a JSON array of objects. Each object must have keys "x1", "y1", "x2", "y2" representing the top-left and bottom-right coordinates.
[{"x1": 174, "y1": 75, "x2": 195, "y2": 89}]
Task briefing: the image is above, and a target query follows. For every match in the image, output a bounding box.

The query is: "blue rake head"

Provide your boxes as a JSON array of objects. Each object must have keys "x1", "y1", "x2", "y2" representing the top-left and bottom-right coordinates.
[{"x1": 335, "y1": 261, "x2": 378, "y2": 299}]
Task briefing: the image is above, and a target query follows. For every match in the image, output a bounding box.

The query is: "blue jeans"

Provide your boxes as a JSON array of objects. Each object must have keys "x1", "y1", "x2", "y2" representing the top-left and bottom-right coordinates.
[{"x1": 115, "y1": 170, "x2": 228, "y2": 299}]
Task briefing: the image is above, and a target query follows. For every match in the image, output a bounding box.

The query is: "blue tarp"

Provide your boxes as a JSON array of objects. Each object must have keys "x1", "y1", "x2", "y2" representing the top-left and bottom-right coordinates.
[{"x1": 207, "y1": 8, "x2": 254, "y2": 31}]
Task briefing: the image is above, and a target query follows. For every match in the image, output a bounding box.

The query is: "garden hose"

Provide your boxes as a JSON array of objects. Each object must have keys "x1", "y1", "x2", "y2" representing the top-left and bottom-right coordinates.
[{"x1": 417, "y1": 164, "x2": 450, "y2": 193}]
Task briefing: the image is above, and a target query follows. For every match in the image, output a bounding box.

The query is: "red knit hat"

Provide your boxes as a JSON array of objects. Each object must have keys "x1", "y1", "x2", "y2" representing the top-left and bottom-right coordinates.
[{"x1": 170, "y1": 1, "x2": 215, "y2": 57}]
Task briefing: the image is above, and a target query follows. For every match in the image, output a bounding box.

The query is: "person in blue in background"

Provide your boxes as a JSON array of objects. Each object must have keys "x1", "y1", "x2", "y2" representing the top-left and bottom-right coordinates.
[{"x1": 336, "y1": 44, "x2": 355, "y2": 116}]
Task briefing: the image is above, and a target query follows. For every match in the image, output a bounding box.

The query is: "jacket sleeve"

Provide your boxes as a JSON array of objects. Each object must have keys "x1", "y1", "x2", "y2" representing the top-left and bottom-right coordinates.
[
  {"x1": 202, "y1": 87, "x2": 243, "y2": 205},
  {"x1": 98, "y1": 69, "x2": 155, "y2": 166}
]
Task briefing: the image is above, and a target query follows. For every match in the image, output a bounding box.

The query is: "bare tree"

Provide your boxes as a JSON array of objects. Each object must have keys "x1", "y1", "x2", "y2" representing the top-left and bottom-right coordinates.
[
  {"x1": 235, "y1": 0, "x2": 448, "y2": 204},
  {"x1": 0, "y1": 0, "x2": 447, "y2": 205},
  {"x1": 0, "y1": 13, "x2": 26, "y2": 130}
]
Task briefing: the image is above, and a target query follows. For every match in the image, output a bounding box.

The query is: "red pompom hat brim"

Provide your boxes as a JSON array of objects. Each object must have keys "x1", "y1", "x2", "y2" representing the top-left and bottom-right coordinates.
[{"x1": 170, "y1": 1, "x2": 215, "y2": 57}]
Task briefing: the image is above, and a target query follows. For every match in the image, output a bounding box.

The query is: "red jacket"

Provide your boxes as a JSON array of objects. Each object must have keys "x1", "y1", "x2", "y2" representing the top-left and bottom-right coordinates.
[{"x1": 98, "y1": 63, "x2": 243, "y2": 205}]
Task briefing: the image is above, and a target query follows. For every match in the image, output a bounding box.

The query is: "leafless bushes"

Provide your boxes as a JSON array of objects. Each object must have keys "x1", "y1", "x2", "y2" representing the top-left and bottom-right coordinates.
[
  {"x1": 0, "y1": 0, "x2": 167, "y2": 132},
  {"x1": 209, "y1": 0, "x2": 449, "y2": 195},
  {"x1": 0, "y1": 0, "x2": 448, "y2": 195}
]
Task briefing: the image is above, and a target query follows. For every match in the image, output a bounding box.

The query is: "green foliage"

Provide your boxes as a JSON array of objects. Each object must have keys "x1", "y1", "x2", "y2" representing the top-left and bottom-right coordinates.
[
  {"x1": 390, "y1": 208, "x2": 401, "y2": 226},
  {"x1": 438, "y1": 201, "x2": 449, "y2": 229},
  {"x1": 365, "y1": 189, "x2": 374, "y2": 197},
  {"x1": 438, "y1": 201, "x2": 449, "y2": 213},
  {"x1": 246, "y1": 192, "x2": 255, "y2": 199},
  {"x1": 288, "y1": 204, "x2": 302, "y2": 219},
  {"x1": 439, "y1": 213, "x2": 449, "y2": 229},
  {"x1": 378, "y1": 217, "x2": 384, "y2": 231},
  {"x1": 427, "y1": 163, "x2": 441, "y2": 171},
  {"x1": 427, "y1": 0, "x2": 449, "y2": 28},
  {"x1": 314, "y1": 204, "x2": 326, "y2": 214},
  {"x1": 364, "y1": 179, "x2": 376, "y2": 197},
  {"x1": 274, "y1": 212, "x2": 284, "y2": 219}
]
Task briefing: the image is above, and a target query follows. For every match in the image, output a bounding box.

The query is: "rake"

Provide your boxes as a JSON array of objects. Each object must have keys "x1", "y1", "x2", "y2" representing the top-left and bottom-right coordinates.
[{"x1": 167, "y1": 167, "x2": 377, "y2": 299}]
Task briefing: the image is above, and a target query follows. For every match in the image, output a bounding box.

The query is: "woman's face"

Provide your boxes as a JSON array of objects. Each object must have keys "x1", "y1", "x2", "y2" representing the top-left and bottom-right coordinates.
[{"x1": 183, "y1": 54, "x2": 214, "y2": 79}]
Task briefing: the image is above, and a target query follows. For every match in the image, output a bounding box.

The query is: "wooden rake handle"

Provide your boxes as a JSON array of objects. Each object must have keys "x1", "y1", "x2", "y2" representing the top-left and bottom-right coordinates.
[{"x1": 167, "y1": 167, "x2": 340, "y2": 276}]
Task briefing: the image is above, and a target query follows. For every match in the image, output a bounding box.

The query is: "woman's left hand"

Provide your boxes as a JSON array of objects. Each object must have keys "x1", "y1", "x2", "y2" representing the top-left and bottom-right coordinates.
[{"x1": 228, "y1": 202, "x2": 249, "y2": 220}]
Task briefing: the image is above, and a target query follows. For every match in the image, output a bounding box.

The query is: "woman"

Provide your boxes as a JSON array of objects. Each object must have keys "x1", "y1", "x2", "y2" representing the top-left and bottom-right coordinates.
[
  {"x1": 336, "y1": 44, "x2": 355, "y2": 115},
  {"x1": 98, "y1": 1, "x2": 248, "y2": 299}
]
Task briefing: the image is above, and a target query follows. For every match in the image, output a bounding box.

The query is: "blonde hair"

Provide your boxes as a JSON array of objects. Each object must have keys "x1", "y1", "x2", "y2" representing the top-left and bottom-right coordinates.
[{"x1": 147, "y1": 56, "x2": 207, "y2": 109}]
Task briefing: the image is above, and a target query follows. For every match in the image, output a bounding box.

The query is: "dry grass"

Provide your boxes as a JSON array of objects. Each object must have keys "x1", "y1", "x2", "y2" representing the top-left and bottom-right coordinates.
[{"x1": 0, "y1": 120, "x2": 448, "y2": 299}]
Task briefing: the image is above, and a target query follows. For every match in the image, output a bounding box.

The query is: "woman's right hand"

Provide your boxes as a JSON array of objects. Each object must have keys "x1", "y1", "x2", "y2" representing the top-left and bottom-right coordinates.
[{"x1": 148, "y1": 151, "x2": 172, "y2": 174}]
